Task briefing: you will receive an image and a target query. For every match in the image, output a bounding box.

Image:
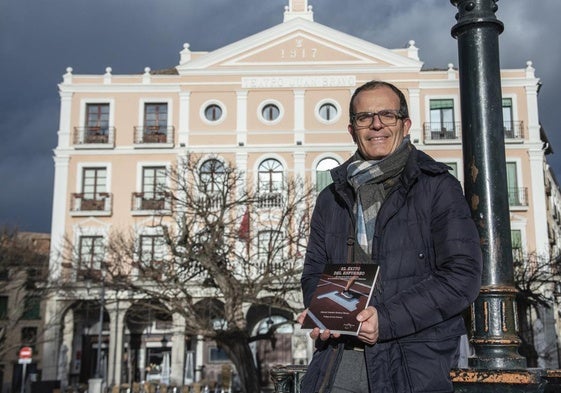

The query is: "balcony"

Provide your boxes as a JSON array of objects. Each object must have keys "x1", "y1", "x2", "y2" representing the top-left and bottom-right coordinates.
[
  {"x1": 257, "y1": 192, "x2": 283, "y2": 208},
  {"x1": 131, "y1": 192, "x2": 172, "y2": 214},
  {"x1": 70, "y1": 193, "x2": 112, "y2": 216},
  {"x1": 258, "y1": 259, "x2": 284, "y2": 275},
  {"x1": 73, "y1": 126, "x2": 115, "y2": 148},
  {"x1": 504, "y1": 121, "x2": 524, "y2": 141},
  {"x1": 197, "y1": 192, "x2": 224, "y2": 210},
  {"x1": 133, "y1": 126, "x2": 175, "y2": 147},
  {"x1": 423, "y1": 122, "x2": 462, "y2": 144},
  {"x1": 508, "y1": 187, "x2": 528, "y2": 208},
  {"x1": 423, "y1": 121, "x2": 524, "y2": 144}
]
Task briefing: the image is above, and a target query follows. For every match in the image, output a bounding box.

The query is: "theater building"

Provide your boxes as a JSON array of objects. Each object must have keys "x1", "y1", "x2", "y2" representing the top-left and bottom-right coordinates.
[{"x1": 43, "y1": 0, "x2": 561, "y2": 389}]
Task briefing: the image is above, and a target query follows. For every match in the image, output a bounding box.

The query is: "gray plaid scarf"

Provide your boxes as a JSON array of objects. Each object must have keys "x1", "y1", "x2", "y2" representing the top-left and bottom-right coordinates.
[{"x1": 347, "y1": 137, "x2": 412, "y2": 259}]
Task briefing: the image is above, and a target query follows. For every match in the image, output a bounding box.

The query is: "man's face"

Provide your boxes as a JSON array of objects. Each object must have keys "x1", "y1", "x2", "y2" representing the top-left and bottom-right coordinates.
[{"x1": 348, "y1": 86, "x2": 411, "y2": 160}]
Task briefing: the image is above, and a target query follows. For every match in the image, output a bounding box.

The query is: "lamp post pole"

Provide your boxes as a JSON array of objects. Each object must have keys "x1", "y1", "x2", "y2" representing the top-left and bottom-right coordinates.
[{"x1": 450, "y1": 0, "x2": 526, "y2": 369}]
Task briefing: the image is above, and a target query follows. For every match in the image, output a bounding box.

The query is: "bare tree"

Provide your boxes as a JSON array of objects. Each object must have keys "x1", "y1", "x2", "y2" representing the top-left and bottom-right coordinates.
[
  {"x1": 0, "y1": 227, "x2": 50, "y2": 361},
  {"x1": 62, "y1": 155, "x2": 314, "y2": 393},
  {"x1": 513, "y1": 252, "x2": 561, "y2": 367}
]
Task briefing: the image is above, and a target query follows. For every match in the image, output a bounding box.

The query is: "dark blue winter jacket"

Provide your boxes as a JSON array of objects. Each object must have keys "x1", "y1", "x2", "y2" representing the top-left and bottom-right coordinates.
[{"x1": 300, "y1": 146, "x2": 482, "y2": 393}]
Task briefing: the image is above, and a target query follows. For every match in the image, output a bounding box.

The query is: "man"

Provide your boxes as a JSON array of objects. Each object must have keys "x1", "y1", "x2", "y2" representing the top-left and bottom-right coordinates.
[{"x1": 298, "y1": 81, "x2": 482, "y2": 393}]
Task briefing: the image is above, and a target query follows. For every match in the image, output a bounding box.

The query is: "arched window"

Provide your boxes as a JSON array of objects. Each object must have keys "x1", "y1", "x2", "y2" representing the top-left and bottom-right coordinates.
[
  {"x1": 258, "y1": 159, "x2": 283, "y2": 207},
  {"x1": 315, "y1": 158, "x2": 339, "y2": 192},
  {"x1": 258, "y1": 159, "x2": 283, "y2": 193},
  {"x1": 199, "y1": 159, "x2": 225, "y2": 194}
]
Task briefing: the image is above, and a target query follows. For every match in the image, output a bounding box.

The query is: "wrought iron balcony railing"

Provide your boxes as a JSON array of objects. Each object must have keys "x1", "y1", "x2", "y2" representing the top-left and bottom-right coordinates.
[
  {"x1": 503, "y1": 121, "x2": 524, "y2": 140},
  {"x1": 508, "y1": 187, "x2": 528, "y2": 207},
  {"x1": 423, "y1": 122, "x2": 462, "y2": 143},
  {"x1": 423, "y1": 121, "x2": 524, "y2": 143},
  {"x1": 70, "y1": 193, "x2": 112, "y2": 214},
  {"x1": 73, "y1": 126, "x2": 115, "y2": 146},
  {"x1": 133, "y1": 126, "x2": 175, "y2": 145},
  {"x1": 131, "y1": 192, "x2": 172, "y2": 212}
]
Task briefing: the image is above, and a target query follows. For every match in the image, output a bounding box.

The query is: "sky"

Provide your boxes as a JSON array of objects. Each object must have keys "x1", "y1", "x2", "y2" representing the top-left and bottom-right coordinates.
[{"x1": 1, "y1": 0, "x2": 559, "y2": 233}]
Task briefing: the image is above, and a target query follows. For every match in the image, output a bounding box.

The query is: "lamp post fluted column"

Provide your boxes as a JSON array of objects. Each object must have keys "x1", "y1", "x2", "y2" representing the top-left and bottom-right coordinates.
[{"x1": 451, "y1": 0, "x2": 526, "y2": 369}]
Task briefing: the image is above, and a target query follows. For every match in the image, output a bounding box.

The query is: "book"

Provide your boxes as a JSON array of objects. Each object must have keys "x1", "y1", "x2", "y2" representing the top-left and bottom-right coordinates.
[{"x1": 301, "y1": 263, "x2": 380, "y2": 335}]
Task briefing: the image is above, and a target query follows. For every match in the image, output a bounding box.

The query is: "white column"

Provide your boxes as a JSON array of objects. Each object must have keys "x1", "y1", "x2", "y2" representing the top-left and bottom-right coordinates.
[
  {"x1": 195, "y1": 335, "x2": 205, "y2": 382},
  {"x1": 57, "y1": 90, "x2": 73, "y2": 148},
  {"x1": 50, "y1": 155, "x2": 70, "y2": 280},
  {"x1": 293, "y1": 151, "x2": 306, "y2": 180},
  {"x1": 236, "y1": 90, "x2": 248, "y2": 146},
  {"x1": 41, "y1": 295, "x2": 62, "y2": 380},
  {"x1": 178, "y1": 91, "x2": 191, "y2": 146},
  {"x1": 171, "y1": 313, "x2": 186, "y2": 385},
  {"x1": 107, "y1": 299, "x2": 128, "y2": 386},
  {"x1": 293, "y1": 90, "x2": 305, "y2": 145},
  {"x1": 525, "y1": 84, "x2": 540, "y2": 142},
  {"x1": 528, "y1": 148, "x2": 549, "y2": 257},
  {"x1": 407, "y1": 88, "x2": 422, "y2": 144}
]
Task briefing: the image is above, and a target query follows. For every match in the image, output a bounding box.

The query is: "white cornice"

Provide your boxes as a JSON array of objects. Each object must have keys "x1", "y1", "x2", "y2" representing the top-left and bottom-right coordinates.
[{"x1": 58, "y1": 84, "x2": 181, "y2": 93}]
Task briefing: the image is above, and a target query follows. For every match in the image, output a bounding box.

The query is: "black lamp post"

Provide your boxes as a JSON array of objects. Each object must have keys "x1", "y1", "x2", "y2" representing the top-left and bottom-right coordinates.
[{"x1": 450, "y1": 0, "x2": 526, "y2": 370}]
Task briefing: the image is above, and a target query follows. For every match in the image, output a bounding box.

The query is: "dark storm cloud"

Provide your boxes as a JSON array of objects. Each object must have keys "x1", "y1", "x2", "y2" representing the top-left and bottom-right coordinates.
[{"x1": 1, "y1": 0, "x2": 560, "y2": 232}]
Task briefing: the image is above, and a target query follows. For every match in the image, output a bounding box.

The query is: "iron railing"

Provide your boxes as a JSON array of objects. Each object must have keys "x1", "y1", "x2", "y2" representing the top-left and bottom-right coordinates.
[
  {"x1": 131, "y1": 192, "x2": 172, "y2": 212},
  {"x1": 73, "y1": 126, "x2": 115, "y2": 146},
  {"x1": 133, "y1": 126, "x2": 175, "y2": 145},
  {"x1": 70, "y1": 193, "x2": 112, "y2": 213}
]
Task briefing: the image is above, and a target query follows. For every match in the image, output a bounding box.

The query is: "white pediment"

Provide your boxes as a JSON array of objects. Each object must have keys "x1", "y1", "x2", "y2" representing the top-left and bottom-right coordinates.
[{"x1": 176, "y1": 17, "x2": 423, "y2": 74}]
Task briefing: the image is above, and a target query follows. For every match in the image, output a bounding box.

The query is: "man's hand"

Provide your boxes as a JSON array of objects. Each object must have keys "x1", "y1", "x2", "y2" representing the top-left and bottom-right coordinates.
[
  {"x1": 357, "y1": 306, "x2": 379, "y2": 345},
  {"x1": 297, "y1": 309, "x2": 341, "y2": 341}
]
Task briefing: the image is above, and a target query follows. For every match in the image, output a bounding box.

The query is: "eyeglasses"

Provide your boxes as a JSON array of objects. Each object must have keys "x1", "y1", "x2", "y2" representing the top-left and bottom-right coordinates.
[{"x1": 351, "y1": 110, "x2": 404, "y2": 128}]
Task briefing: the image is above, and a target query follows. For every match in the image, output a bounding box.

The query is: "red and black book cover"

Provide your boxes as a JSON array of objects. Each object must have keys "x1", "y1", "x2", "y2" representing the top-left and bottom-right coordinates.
[{"x1": 301, "y1": 263, "x2": 380, "y2": 335}]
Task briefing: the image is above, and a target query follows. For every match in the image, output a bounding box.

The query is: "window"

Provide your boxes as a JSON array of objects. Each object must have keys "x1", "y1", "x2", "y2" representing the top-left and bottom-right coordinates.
[
  {"x1": 22, "y1": 296, "x2": 41, "y2": 320},
  {"x1": 258, "y1": 159, "x2": 283, "y2": 193},
  {"x1": 318, "y1": 103, "x2": 338, "y2": 122},
  {"x1": 0, "y1": 296, "x2": 7, "y2": 319},
  {"x1": 315, "y1": 158, "x2": 338, "y2": 192},
  {"x1": 85, "y1": 103, "x2": 110, "y2": 142},
  {"x1": 144, "y1": 103, "x2": 168, "y2": 141},
  {"x1": 140, "y1": 235, "x2": 166, "y2": 265},
  {"x1": 444, "y1": 162, "x2": 458, "y2": 179},
  {"x1": 199, "y1": 159, "x2": 225, "y2": 194},
  {"x1": 261, "y1": 104, "x2": 280, "y2": 122},
  {"x1": 257, "y1": 230, "x2": 283, "y2": 273},
  {"x1": 258, "y1": 159, "x2": 283, "y2": 207},
  {"x1": 511, "y1": 229, "x2": 523, "y2": 262},
  {"x1": 209, "y1": 347, "x2": 229, "y2": 362},
  {"x1": 80, "y1": 167, "x2": 107, "y2": 211},
  {"x1": 22, "y1": 326, "x2": 38, "y2": 343},
  {"x1": 430, "y1": 99, "x2": 455, "y2": 135},
  {"x1": 204, "y1": 104, "x2": 223, "y2": 122},
  {"x1": 143, "y1": 167, "x2": 166, "y2": 198},
  {"x1": 78, "y1": 235, "x2": 104, "y2": 273},
  {"x1": 506, "y1": 162, "x2": 520, "y2": 206},
  {"x1": 503, "y1": 98, "x2": 514, "y2": 137},
  {"x1": 140, "y1": 166, "x2": 167, "y2": 210}
]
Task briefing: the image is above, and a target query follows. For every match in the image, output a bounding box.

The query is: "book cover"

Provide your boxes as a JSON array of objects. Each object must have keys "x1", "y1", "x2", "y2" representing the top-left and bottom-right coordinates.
[{"x1": 301, "y1": 263, "x2": 380, "y2": 335}]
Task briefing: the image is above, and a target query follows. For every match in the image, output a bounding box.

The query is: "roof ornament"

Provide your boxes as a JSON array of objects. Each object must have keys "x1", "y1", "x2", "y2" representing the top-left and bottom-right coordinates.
[
  {"x1": 63, "y1": 67, "x2": 73, "y2": 84},
  {"x1": 525, "y1": 60, "x2": 535, "y2": 78},
  {"x1": 284, "y1": 0, "x2": 313, "y2": 22}
]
